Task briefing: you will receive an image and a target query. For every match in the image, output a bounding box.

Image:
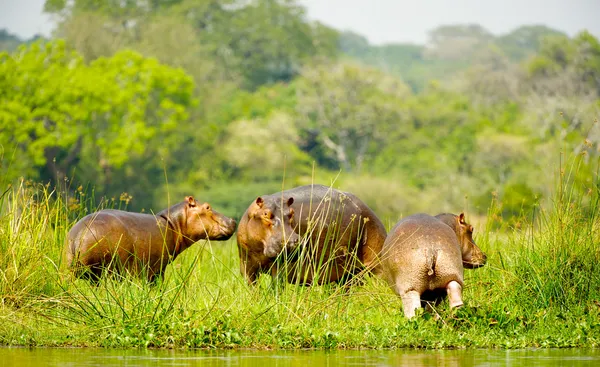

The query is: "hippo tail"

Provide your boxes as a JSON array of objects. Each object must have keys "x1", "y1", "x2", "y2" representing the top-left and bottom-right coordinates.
[{"x1": 425, "y1": 248, "x2": 440, "y2": 276}]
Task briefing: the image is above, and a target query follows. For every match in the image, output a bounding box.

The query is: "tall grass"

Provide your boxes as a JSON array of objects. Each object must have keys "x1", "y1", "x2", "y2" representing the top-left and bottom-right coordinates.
[
  {"x1": 510, "y1": 152, "x2": 599, "y2": 310},
  {"x1": 0, "y1": 152, "x2": 599, "y2": 349}
]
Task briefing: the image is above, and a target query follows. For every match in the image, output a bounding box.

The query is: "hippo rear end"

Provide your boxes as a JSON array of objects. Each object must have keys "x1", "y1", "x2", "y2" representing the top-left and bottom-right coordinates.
[{"x1": 381, "y1": 212, "x2": 486, "y2": 318}]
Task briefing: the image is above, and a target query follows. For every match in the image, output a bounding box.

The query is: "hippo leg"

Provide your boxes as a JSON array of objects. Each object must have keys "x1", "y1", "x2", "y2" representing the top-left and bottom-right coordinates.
[
  {"x1": 400, "y1": 290, "x2": 422, "y2": 319},
  {"x1": 446, "y1": 281, "x2": 464, "y2": 308}
]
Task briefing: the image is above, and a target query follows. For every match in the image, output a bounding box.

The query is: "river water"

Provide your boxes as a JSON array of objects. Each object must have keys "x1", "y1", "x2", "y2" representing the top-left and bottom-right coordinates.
[{"x1": 2, "y1": 347, "x2": 600, "y2": 366}]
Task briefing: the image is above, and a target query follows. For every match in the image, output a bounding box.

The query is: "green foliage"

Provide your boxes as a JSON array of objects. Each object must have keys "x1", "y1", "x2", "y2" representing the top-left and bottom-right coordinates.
[
  {"x1": 495, "y1": 25, "x2": 567, "y2": 61},
  {"x1": 45, "y1": 0, "x2": 184, "y2": 18},
  {"x1": 3, "y1": 2, "x2": 599, "y2": 349},
  {"x1": 0, "y1": 162, "x2": 599, "y2": 349},
  {"x1": 47, "y1": 0, "x2": 340, "y2": 90},
  {"x1": 0, "y1": 40, "x2": 195, "y2": 208},
  {"x1": 3, "y1": 1, "x2": 600, "y2": 221},
  {"x1": 214, "y1": 0, "x2": 339, "y2": 89},
  {"x1": 340, "y1": 24, "x2": 569, "y2": 92},
  {"x1": 526, "y1": 30, "x2": 600, "y2": 96},
  {"x1": 295, "y1": 61, "x2": 412, "y2": 172},
  {"x1": 1, "y1": 8, "x2": 599, "y2": 351},
  {"x1": 0, "y1": 40, "x2": 87, "y2": 180},
  {"x1": 222, "y1": 111, "x2": 311, "y2": 178},
  {"x1": 527, "y1": 34, "x2": 576, "y2": 77}
]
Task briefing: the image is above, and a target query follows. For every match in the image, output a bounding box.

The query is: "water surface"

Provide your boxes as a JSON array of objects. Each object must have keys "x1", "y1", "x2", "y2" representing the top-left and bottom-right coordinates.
[{"x1": 3, "y1": 347, "x2": 600, "y2": 366}]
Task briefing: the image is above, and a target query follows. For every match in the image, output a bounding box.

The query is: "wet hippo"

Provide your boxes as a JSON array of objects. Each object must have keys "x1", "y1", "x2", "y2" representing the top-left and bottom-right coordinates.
[
  {"x1": 65, "y1": 196, "x2": 237, "y2": 283},
  {"x1": 381, "y1": 212, "x2": 487, "y2": 318},
  {"x1": 236, "y1": 184, "x2": 387, "y2": 285}
]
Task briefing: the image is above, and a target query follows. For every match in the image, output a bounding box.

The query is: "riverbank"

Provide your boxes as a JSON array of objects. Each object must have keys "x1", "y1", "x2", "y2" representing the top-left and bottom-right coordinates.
[{"x1": 1, "y1": 159, "x2": 598, "y2": 349}]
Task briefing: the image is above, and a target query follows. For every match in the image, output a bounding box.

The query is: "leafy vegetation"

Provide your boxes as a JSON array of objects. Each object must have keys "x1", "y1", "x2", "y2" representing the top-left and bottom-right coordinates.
[
  {"x1": 0, "y1": 0, "x2": 599, "y2": 350},
  {"x1": 0, "y1": 154, "x2": 598, "y2": 348}
]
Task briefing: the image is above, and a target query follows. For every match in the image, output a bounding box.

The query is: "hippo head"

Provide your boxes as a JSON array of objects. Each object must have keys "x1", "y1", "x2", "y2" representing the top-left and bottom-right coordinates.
[
  {"x1": 184, "y1": 196, "x2": 237, "y2": 241},
  {"x1": 436, "y1": 212, "x2": 487, "y2": 269},
  {"x1": 246, "y1": 196, "x2": 300, "y2": 258}
]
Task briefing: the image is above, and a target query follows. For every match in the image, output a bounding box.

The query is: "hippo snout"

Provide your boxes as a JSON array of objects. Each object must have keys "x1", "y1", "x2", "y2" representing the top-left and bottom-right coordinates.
[
  {"x1": 263, "y1": 232, "x2": 301, "y2": 258},
  {"x1": 215, "y1": 217, "x2": 237, "y2": 240},
  {"x1": 264, "y1": 242, "x2": 281, "y2": 258},
  {"x1": 463, "y1": 252, "x2": 487, "y2": 269},
  {"x1": 225, "y1": 217, "x2": 237, "y2": 232},
  {"x1": 285, "y1": 232, "x2": 301, "y2": 251}
]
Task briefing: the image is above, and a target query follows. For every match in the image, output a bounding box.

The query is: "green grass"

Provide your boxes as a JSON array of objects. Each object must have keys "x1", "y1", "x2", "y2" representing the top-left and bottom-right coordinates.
[{"x1": 0, "y1": 153, "x2": 599, "y2": 349}]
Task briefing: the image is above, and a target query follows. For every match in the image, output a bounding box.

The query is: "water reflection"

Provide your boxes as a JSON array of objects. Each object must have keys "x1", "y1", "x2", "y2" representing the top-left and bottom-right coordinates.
[{"x1": 2, "y1": 347, "x2": 600, "y2": 366}]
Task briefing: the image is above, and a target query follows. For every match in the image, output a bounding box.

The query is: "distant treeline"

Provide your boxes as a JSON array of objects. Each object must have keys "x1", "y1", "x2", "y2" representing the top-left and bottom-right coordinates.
[{"x1": 1, "y1": 0, "x2": 599, "y2": 225}]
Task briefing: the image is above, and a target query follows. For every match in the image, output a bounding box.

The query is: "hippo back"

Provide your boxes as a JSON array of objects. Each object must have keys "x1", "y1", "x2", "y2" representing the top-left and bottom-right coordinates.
[{"x1": 270, "y1": 184, "x2": 386, "y2": 284}]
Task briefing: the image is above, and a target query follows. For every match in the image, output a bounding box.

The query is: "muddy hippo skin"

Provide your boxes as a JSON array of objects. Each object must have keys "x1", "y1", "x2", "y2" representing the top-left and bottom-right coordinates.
[
  {"x1": 381, "y1": 212, "x2": 487, "y2": 318},
  {"x1": 65, "y1": 196, "x2": 237, "y2": 283},
  {"x1": 236, "y1": 184, "x2": 387, "y2": 285}
]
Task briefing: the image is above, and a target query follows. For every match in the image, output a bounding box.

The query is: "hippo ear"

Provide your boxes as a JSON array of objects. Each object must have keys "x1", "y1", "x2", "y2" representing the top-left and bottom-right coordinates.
[
  {"x1": 286, "y1": 197, "x2": 294, "y2": 207},
  {"x1": 458, "y1": 212, "x2": 466, "y2": 224},
  {"x1": 185, "y1": 196, "x2": 196, "y2": 207},
  {"x1": 248, "y1": 197, "x2": 264, "y2": 219}
]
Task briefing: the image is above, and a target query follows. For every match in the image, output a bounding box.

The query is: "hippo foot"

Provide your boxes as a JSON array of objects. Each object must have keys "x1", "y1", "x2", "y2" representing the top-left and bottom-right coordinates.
[{"x1": 446, "y1": 281, "x2": 464, "y2": 309}]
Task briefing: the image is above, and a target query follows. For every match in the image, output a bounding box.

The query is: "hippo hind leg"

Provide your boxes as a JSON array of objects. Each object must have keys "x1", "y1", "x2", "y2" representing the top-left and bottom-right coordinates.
[
  {"x1": 399, "y1": 290, "x2": 422, "y2": 319},
  {"x1": 446, "y1": 280, "x2": 464, "y2": 309},
  {"x1": 390, "y1": 274, "x2": 423, "y2": 319}
]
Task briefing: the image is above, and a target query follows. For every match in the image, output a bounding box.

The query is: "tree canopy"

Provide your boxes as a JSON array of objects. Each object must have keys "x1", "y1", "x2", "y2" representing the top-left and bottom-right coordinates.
[{"x1": 1, "y1": 0, "x2": 598, "y2": 225}]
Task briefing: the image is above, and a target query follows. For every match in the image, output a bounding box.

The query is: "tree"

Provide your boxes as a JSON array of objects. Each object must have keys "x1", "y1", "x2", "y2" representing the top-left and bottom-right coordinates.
[
  {"x1": 523, "y1": 31, "x2": 600, "y2": 146},
  {"x1": 0, "y1": 40, "x2": 195, "y2": 199},
  {"x1": 455, "y1": 45, "x2": 523, "y2": 106},
  {"x1": 338, "y1": 31, "x2": 371, "y2": 57},
  {"x1": 295, "y1": 61, "x2": 412, "y2": 172},
  {"x1": 222, "y1": 111, "x2": 311, "y2": 178},
  {"x1": 494, "y1": 25, "x2": 567, "y2": 61},
  {"x1": 424, "y1": 24, "x2": 494, "y2": 61},
  {"x1": 45, "y1": 0, "x2": 340, "y2": 90}
]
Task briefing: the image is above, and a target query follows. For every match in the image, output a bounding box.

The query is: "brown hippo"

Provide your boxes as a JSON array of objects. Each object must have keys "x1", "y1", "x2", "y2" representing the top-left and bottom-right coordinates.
[
  {"x1": 381, "y1": 212, "x2": 487, "y2": 318},
  {"x1": 65, "y1": 196, "x2": 237, "y2": 283},
  {"x1": 236, "y1": 184, "x2": 387, "y2": 285}
]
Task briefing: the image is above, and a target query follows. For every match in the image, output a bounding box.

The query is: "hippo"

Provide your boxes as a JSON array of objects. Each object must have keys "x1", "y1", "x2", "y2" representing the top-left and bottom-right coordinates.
[
  {"x1": 65, "y1": 196, "x2": 237, "y2": 283},
  {"x1": 236, "y1": 184, "x2": 387, "y2": 285},
  {"x1": 381, "y1": 212, "x2": 487, "y2": 318}
]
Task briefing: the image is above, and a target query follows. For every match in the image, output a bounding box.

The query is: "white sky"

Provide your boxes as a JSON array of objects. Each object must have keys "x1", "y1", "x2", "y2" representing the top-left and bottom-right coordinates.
[{"x1": 1, "y1": 0, "x2": 599, "y2": 45}]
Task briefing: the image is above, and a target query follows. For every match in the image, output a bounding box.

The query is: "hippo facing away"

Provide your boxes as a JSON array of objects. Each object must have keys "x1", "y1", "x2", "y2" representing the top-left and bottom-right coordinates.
[
  {"x1": 236, "y1": 184, "x2": 387, "y2": 285},
  {"x1": 65, "y1": 196, "x2": 237, "y2": 283},
  {"x1": 381, "y1": 212, "x2": 486, "y2": 318}
]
